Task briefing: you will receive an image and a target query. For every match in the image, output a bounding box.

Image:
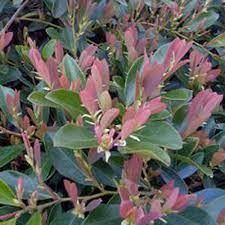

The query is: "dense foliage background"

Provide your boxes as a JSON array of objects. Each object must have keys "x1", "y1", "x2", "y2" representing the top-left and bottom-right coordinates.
[{"x1": 1, "y1": 0, "x2": 225, "y2": 224}]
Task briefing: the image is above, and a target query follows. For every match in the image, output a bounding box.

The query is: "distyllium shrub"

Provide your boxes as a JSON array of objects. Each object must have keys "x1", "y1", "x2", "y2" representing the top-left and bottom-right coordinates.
[{"x1": 0, "y1": 0, "x2": 225, "y2": 225}]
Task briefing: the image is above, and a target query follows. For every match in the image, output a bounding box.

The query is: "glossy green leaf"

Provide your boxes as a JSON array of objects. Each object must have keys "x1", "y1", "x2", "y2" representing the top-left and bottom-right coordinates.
[
  {"x1": 0, "y1": 171, "x2": 51, "y2": 200},
  {"x1": 26, "y1": 212, "x2": 42, "y2": 225},
  {"x1": 0, "y1": 218, "x2": 16, "y2": 225},
  {"x1": 179, "y1": 137, "x2": 199, "y2": 156},
  {"x1": 46, "y1": 89, "x2": 85, "y2": 119},
  {"x1": 121, "y1": 138, "x2": 171, "y2": 166},
  {"x1": 54, "y1": 124, "x2": 98, "y2": 149},
  {"x1": 208, "y1": 32, "x2": 225, "y2": 48},
  {"x1": 48, "y1": 147, "x2": 87, "y2": 185},
  {"x1": 160, "y1": 166, "x2": 188, "y2": 194},
  {"x1": 178, "y1": 152, "x2": 205, "y2": 179},
  {"x1": 28, "y1": 91, "x2": 58, "y2": 107},
  {"x1": 150, "y1": 110, "x2": 171, "y2": 121},
  {"x1": 183, "y1": 0, "x2": 198, "y2": 16},
  {"x1": 92, "y1": 161, "x2": 116, "y2": 187},
  {"x1": 124, "y1": 56, "x2": 143, "y2": 106},
  {"x1": 0, "y1": 0, "x2": 9, "y2": 14},
  {"x1": 0, "y1": 145, "x2": 24, "y2": 168},
  {"x1": 186, "y1": 11, "x2": 219, "y2": 32},
  {"x1": 0, "y1": 66, "x2": 22, "y2": 85},
  {"x1": 135, "y1": 121, "x2": 183, "y2": 150},
  {"x1": 172, "y1": 154, "x2": 213, "y2": 177},
  {"x1": 152, "y1": 42, "x2": 170, "y2": 64},
  {"x1": 0, "y1": 179, "x2": 19, "y2": 207},
  {"x1": 162, "y1": 89, "x2": 192, "y2": 101},
  {"x1": 204, "y1": 194, "x2": 225, "y2": 220},
  {"x1": 82, "y1": 205, "x2": 121, "y2": 225},
  {"x1": 0, "y1": 85, "x2": 14, "y2": 119},
  {"x1": 157, "y1": 206, "x2": 216, "y2": 225},
  {"x1": 44, "y1": 0, "x2": 68, "y2": 18},
  {"x1": 63, "y1": 54, "x2": 85, "y2": 83},
  {"x1": 50, "y1": 212, "x2": 82, "y2": 225},
  {"x1": 41, "y1": 39, "x2": 56, "y2": 60}
]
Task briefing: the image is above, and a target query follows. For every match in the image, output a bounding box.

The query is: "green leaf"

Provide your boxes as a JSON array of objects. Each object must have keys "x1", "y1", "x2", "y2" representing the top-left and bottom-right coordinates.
[
  {"x1": 28, "y1": 91, "x2": 59, "y2": 108},
  {"x1": 63, "y1": 54, "x2": 85, "y2": 84},
  {"x1": 186, "y1": 10, "x2": 219, "y2": 32},
  {"x1": 53, "y1": 124, "x2": 98, "y2": 149},
  {"x1": 82, "y1": 205, "x2": 122, "y2": 225},
  {"x1": 162, "y1": 89, "x2": 192, "y2": 101},
  {"x1": 0, "y1": 66, "x2": 22, "y2": 85},
  {"x1": 0, "y1": 85, "x2": 14, "y2": 119},
  {"x1": 208, "y1": 32, "x2": 225, "y2": 48},
  {"x1": 157, "y1": 206, "x2": 216, "y2": 225},
  {"x1": 121, "y1": 138, "x2": 171, "y2": 166},
  {"x1": 178, "y1": 152, "x2": 205, "y2": 179},
  {"x1": 42, "y1": 39, "x2": 56, "y2": 60},
  {"x1": 45, "y1": 89, "x2": 85, "y2": 119},
  {"x1": 135, "y1": 121, "x2": 183, "y2": 150},
  {"x1": 52, "y1": 0, "x2": 67, "y2": 18},
  {"x1": 180, "y1": 206, "x2": 216, "y2": 225},
  {"x1": 150, "y1": 110, "x2": 171, "y2": 121},
  {"x1": 124, "y1": 57, "x2": 143, "y2": 106},
  {"x1": 152, "y1": 42, "x2": 170, "y2": 64},
  {"x1": 0, "y1": 218, "x2": 16, "y2": 225},
  {"x1": 44, "y1": 0, "x2": 68, "y2": 18},
  {"x1": 0, "y1": 145, "x2": 24, "y2": 168},
  {"x1": 0, "y1": 179, "x2": 19, "y2": 207},
  {"x1": 26, "y1": 212, "x2": 42, "y2": 225},
  {"x1": 183, "y1": 0, "x2": 198, "y2": 16},
  {"x1": 0, "y1": 0, "x2": 9, "y2": 14},
  {"x1": 179, "y1": 137, "x2": 199, "y2": 156},
  {"x1": 171, "y1": 154, "x2": 213, "y2": 177},
  {"x1": 204, "y1": 194, "x2": 225, "y2": 220},
  {"x1": 92, "y1": 161, "x2": 116, "y2": 187},
  {"x1": 0, "y1": 171, "x2": 51, "y2": 200},
  {"x1": 50, "y1": 212, "x2": 82, "y2": 225},
  {"x1": 160, "y1": 166, "x2": 188, "y2": 194},
  {"x1": 48, "y1": 147, "x2": 87, "y2": 185}
]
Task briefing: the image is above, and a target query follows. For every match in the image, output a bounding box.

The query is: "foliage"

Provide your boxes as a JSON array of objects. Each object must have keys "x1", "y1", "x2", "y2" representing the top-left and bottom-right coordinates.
[{"x1": 0, "y1": 0, "x2": 225, "y2": 224}]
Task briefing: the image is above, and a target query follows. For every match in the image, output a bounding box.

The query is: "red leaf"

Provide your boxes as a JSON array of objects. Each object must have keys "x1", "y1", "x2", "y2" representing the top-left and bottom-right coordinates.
[
  {"x1": 100, "y1": 108, "x2": 119, "y2": 130},
  {"x1": 63, "y1": 180, "x2": 78, "y2": 207}
]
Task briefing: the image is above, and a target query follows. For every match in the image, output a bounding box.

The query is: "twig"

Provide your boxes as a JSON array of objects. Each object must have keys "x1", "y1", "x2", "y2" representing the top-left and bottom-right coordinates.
[
  {"x1": 0, "y1": 0, "x2": 30, "y2": 34},
  {"x1": 0, "y1": 126, "x2": 22, "y2": 137},
  {"x1": 14, "y1": 190, "x2": 117, "y2": 218},
  {"x1": 17, "y1": 17, "x2": 62, "y2": 30}
]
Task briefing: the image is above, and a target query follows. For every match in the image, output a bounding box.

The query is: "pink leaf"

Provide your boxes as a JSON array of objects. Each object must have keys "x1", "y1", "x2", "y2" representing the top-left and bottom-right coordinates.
[
  {"x1": 123, "y1": 154, "x2": 143, "y2": 195},
  {"x1": 63, "y1": 180, "x2": 78, "y2": 207},
  {"x1": 163, "y1": 187, "x2": 179, "y2": 210},
  {"x1": 100, "y1": 108, "x2": 119, "y2": 130},
  {"x1": 54, "y1": 41, "x2": 64, "y2": 64},
  {"x1": 0, "y1": 32, "x2": 13, "y2": 51},
  {"x1": 85, "y1": 198, "x2": 102, "y2": 212},
  {"x1": 33, "y1": 139, "x2": 41, "y2": 167},
  {"x1": 163, "y1": 38, "x2": 192, "y2": 79},
  {"x1": 141, "y1": 53, "x2": 165, "y2": 98},
  {"x1": 121, "y1": 119, "x2": 137, "y2": 140},
  {"x1": 80, "y1": 76, "x2": 98, "y2": 114},
  {"x1": 144, "y1": 97, "x2": 166, "y2": 115},
  {"x1": 119, "y1": 200, "x2": 134, "y2": 218},
  {"x1": 182, "y1": 90, "x2": 223, "y2": 138},
  {"x1": 79, "y1": 45, "x2": 97, "y2": 70}
]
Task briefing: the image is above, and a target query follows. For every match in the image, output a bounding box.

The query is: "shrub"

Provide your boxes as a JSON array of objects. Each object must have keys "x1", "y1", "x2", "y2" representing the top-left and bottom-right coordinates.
[{"x1": 0, "y1": 1, "x2": 225, "y2": 225}]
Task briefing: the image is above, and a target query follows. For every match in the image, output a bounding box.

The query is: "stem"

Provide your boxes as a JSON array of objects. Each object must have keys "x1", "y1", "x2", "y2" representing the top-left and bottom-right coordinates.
[
  {"x1": 0, "y1": 0, "x2": 30, "y2": 34},
  {"x1": 15, "y1": 191, "x2": 117, "y2": 217},
  {"x1": 0, "y1": 126, "x2": 22, "y2": 137},
  {"x1": 17, "y1": 17, "x2": 62, "y2": 29},
  {"x1": 78, "y1": 191, "x2": 117, "y2": 201}
]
